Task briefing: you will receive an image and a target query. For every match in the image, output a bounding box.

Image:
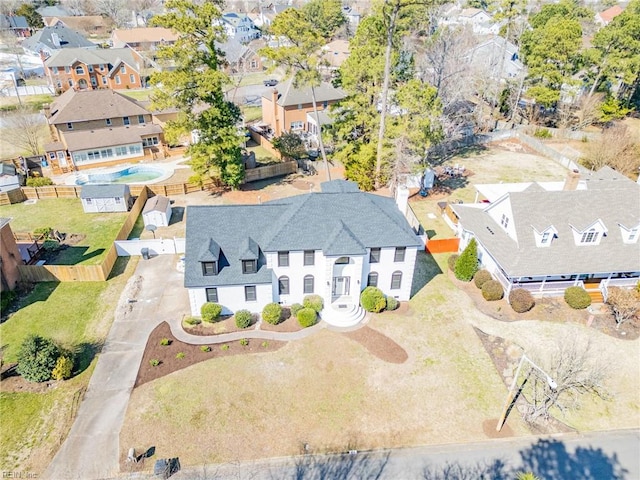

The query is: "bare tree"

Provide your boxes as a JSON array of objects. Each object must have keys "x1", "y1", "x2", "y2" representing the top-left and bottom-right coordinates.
[
  {"x1": 5, "y1": 106, "x2": 48, "y2": 156},
  {"x1": 94, "y1": 0, "x2": 131, "y2": 27},
  {"x1": 61, "y1": 0, "x2": 90, "y2": 16},
  {"x1": 0, "y1": 0, "x2": 25, "y2": 16},
  {"x1": 606, "y1": 287, "x2": 640, "y2": 329},
  {"x1": 131, "y1": 0, "x2": 162, "y2": 26},
  {"x1": 522, "y1": 336, "x2": 608, "y2": 424},
  {"x1": 580, "y1": 124, "x2": 640, "y2": 178},
  {"x1": 573, "y1": 92, "x2": 604, "y2": 130}
]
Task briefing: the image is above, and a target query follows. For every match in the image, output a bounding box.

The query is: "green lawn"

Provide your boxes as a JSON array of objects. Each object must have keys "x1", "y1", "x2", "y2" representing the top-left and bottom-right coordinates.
[
  {"x1": 120, "y1": 89, "x2": 153, "y2": 101},
  {"x1": 0, "y1": 199, "x2": 128, "y2": 265},
  {"x1": 0, "y1": 94, "x2": 54, "y2": 113},
  {"x1": 0, "y1": 256, "x2": 136, "y2": 473},
  {"x1": 0, "y1": 282, "x2": 109, "y2": 362},
  {"x1": 241, "y1": 105, "x2": 262, "y2": 123}
]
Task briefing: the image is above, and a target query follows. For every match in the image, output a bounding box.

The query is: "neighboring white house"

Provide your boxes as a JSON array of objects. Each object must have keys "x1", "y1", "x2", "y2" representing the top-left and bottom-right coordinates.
[
  {"x1": 441, "y1": 7, "x2": 499, "y2": 35},
  {"x1": 450, "y1": 167, "x2": 640, "y2": 302},
  {"x1": 469, "y1": 36, "x2": 525, "y2": 80},
  {"x1": 184, "y1": 180, "x2": 423, "y2": 327},
  {"x1": 221, "y1": 13, "x2": 261, "y2": 44},
  {"x1": 142, "y1": 195, "x2": 172, "y2": 227},
  {"x1": 80, "y1": 184, "x2": 131, "y2": 213}
]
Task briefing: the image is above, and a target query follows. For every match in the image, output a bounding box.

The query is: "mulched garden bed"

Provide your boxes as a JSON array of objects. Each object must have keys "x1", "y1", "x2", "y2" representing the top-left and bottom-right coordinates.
[
  {"x1": 260, "y1": 309, "x2": 305, "y2": 333},
  {"x1": 449, "y1": 270, "x2": 639, "y2": 340},
  {"x1": 0, "y1": 362, "x2": 58, "y2": 393},
  {"x1": 183, "y1": 314, "x2": 255, "y2": 336},
  {"x1": 343, "y1": 326, "x2": 408, "y2": 364},
  {"x1": 135, "y1": 322, "x2": 285, "y2": 387}
]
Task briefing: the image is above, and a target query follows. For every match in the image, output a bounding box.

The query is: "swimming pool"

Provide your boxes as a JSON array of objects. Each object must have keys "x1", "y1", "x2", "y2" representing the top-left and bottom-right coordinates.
[{"x1": 72, "y1": 165, "x2": 170, "y2": 185}]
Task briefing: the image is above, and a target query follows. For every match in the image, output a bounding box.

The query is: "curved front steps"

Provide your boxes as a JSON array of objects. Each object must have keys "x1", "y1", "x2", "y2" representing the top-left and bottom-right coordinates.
[{"x1": 320, "y1": 302, "x2": 366, "y2": 327}]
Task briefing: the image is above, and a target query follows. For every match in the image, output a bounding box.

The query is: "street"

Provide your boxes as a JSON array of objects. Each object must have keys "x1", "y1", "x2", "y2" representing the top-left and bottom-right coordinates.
[{"x1": 168, "y1": 429, "x2": 640, "y2": 480}]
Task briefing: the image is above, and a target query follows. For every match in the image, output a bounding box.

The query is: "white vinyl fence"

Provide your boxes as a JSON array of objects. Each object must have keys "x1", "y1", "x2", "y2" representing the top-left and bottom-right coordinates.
[{"x1": 115, "y1": 237, "x2": 185, "y2": 256}]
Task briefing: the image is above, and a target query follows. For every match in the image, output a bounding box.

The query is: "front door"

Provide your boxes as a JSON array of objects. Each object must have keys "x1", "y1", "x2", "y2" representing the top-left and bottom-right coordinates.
[{"x1": 332, "y1": 276, "x2": 350, "y2": 297}]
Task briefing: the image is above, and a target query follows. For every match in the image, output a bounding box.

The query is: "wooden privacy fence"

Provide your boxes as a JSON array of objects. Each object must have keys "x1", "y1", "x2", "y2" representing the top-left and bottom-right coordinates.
[
  {"x1": 16, "y1": 188, "x2": 148, "y2": 282},
  {"x1": 244, "y1": 161, "x2": 297, "y2": 183},
  {"x1": 0, "y1": 188, "x2": 27, "y2": 206},
  {"x1": 426, "y1": 238, "x2": 460, "y2": 254}
]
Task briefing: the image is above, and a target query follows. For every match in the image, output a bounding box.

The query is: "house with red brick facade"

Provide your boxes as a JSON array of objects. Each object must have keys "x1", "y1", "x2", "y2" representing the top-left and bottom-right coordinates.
[{"x1": 44, "y1": 47, "x2": 143, "y2": 93}]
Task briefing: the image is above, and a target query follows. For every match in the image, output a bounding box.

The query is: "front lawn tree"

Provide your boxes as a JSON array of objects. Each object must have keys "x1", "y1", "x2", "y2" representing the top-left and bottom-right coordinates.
[
  {"x1": 150, "y1": 0, "x2": 245, "y2": 189},
  {"x1": 261, "y1": 5, "x2": 337, "y2": 181},
  {"x1": 271, "y1": 132, "x2": 307, "y2": 160},
  {"x1": 606, "y1": 287, "x2": 640, "y2": 329},
  {"x1": 522, "y1": 337, "x2": 608, "y2": 424},
  {"x1": 17, "y1": 335, "x2": 61, "y2": 383}
]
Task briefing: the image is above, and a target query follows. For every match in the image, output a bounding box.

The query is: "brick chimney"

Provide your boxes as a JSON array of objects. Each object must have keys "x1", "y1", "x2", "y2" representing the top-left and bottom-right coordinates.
[
  {"x1": 271, "y1": 87, "x2": 280, "y2": 136},
  {"x1": 563, "y1": 169, "x2": 581, "y2": 191}
]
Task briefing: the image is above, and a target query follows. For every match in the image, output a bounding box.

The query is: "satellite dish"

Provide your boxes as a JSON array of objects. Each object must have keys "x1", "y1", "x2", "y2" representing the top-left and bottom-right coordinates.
[{"x1": 146, "y1": 224, "x2": 157, "y2": 238}]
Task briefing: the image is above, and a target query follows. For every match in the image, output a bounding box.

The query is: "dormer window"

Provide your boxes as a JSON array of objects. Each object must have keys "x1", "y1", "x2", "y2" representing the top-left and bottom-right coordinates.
[
  {"x1": 202, "y1": 261, "x2": 217, "y2": 276},
  {"x1": 242, "y1": 259, "x2": 257, "y2": 274},
  {"x1": 629, "y1": 229, "x2": 638, "y2": 242},
  {"x1": 541, "y1": 232, "x2": 550, "y2": 244},
  {"x1": 581, "y1": 230, "x2": 598, "y2": 244}
]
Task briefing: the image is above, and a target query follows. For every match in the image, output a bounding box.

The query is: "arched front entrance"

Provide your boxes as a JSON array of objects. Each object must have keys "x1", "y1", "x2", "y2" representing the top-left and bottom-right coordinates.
[{"x1": 78, "y1": 78, "x2": 88, "y2": 90}]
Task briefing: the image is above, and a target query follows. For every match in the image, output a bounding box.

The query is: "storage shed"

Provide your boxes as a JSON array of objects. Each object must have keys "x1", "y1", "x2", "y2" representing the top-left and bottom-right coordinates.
[
  {"x1": 142, "y1": 195, "x2": 172, "y2": 227},
  {"x1": 80, "y1": 184, "x2": 130, "y2": 213}
]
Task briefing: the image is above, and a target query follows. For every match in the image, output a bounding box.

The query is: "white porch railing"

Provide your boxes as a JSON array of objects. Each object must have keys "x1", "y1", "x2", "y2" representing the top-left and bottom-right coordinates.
[{"x1": 600, "y1": 277, "x2": 640, "y2": 302}]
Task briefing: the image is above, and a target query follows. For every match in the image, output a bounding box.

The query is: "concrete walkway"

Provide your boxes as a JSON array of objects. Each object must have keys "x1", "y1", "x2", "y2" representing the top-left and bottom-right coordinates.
[{"x1": 44, "y1": 255, "x2": 189, "y2": 480}]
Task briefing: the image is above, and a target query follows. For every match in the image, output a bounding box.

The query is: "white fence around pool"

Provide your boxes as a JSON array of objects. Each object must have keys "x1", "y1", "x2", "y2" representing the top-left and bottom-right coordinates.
[{"x1": 115, "y1": 238, "x2": 186, "y2": 256}]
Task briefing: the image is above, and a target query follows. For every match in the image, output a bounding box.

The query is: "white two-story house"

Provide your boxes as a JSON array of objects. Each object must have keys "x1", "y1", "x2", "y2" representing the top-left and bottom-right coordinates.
[
  {"x1": 221, "y1": 12, "x2": 261, "y2": 44},
  {"x1": 184, "y1": 180, "x2": 423, "y2": 327}
]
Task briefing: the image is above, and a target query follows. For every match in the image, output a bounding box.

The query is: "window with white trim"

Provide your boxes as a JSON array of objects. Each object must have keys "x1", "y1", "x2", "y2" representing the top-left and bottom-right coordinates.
[
  {"x1": 88, "y1": 65, "x2": 94, "y2": 72},
  {"x1": 66, "y1": 122, "x2": 73, "y2": 130},
  {"x1": 130, "y1": 74, "x2": 135, "y2": 83},
  {"x1": 303, "y1": 275, "x2": 314, "y2": 293},
  {"x1": 106, "y1": 118, "x2": 112, "y2": 126},
  {"x1": 367, "y1": 272, "x2": 378, "y2": 287},
  {"x1": 115, "y1": 75, "x2": 121, "y2": 85},
  {"x1": 123, "y1": 116, "x2": 130, "y2": 126},
  {"x1": 394, "y1": 247, "x2": 406, "y2": 262},
  {"x1": 290, "y1": 121, "x2": 304, "y2": 130},
  {"x1": 75, "y1": 66, "x2": 84, "y2": 75},
  {"x1": 304, "y1": 250, "x2": 314, "y2": 266},
  {"x1": 245, "y1": 285, "x2": 257, "y2": 301},
  {"x1": 501, "y1": 214, "x2": 509, "y2": 228},
  {"x1": 138, "y1": 114, "x2": 145, "y2": 124},
  {"x1": 278, "y1": 251, "x2": 289, "y2": 267},
  {"x1": 242, "y1": 259, "x2": 257, "y2": 274},
  {"x1": 581, "y1": 230, "x2": 598, "y2": 244},
  {"x1": 391, "y1": 271, "x2": 402, "y2": 289},
  {"x1": 541, "y1": 232, "x2": 550, "y2": 244},
  {"x1": 278, "y1": 276, "x2": 289, "y2": 295},
  {"x1": 206, "y1": 287, "x2": 218, "y2": 303},
  {"x1": 202, "y1": 261, "x2": 217, "y2": 276}
]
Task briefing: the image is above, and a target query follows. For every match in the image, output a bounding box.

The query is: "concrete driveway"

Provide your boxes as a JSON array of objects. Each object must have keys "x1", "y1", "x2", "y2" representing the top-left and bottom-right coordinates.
[{"x1": 44, "y1": 254, "x2": 189, "y2": 480}]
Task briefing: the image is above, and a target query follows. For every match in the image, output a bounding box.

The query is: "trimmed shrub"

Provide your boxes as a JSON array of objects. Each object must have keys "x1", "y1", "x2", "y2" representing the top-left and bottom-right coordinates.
[
  {"x1": 235, "y1": 309, "x2": 252, "y2": 329},
  {"x1": 150, "y1": 359, "x2": 160, "y2": 367},
  {"x1": 261, "y1": 341, "x2": 268, "y2": 348},
  {"x1": 159, "y1": 338, "x2": 171, "y2": 346},
  {"x1": 221, "y1": 344, "x2": 230, "y2": 351},
  {"x1": 296, "y1": 307, "x2": 317, "y2": 327},
  {"x1": 290, "y1": 303, "x2": 304, "y2": 317},
  {"x1": 51, "y1": 356, "x2": 73, "y2": 381},
  {"x1": 303, "y1": 295, "x2": 324, "y2": 313},
  {"x1": 200, "y1": 345, "x2": 211, "y2": 352},
  {"x1": 533, "y1": 128, "x2": 552, "y2": 139},
  {"x1": 360, "y1": 286, "x2": 386, "y2": 313},
  {"x1": 201, "y1": 302, "x2": 222, "y2": 322},
  {"x1": 474, "y1": 269, "x2": 492, "y2": 289},
  {"x1": 262, "y1": 302, "x2": 282, "y2": 325},
  {"x1": 385, "y1": 295, "x2": 399, "y2": 311},
  {"x1": 454, "y1": 239, "x2": 478, "y2": 281},
  {"x1": 509, "y1": 288, "x2": 535, "y2": 313},
  {"x1": 564, "y1": 286, "x2": 591, "y2": 309},
  {"x1": 26, "y1": 176, "x2": 54, "y2": 187},
  {"x1": 482, "y1": 280, "x2": 504, "y2": 301},
  {"x1": 42, "y1": 239, "x2": 60, "y2": 252},
  {"x1": 17, "y1": 335, "x2": 61, "y2": 383},
  {"x1": 240, "y1": 338, "x2": 249, "y2": 346},
  {"x1": 447, "y1": 254, "x2": 459, "y2": 272},
  {"x1": 176, "y1": 352, "x2": 185, "y2": 359},
  {"x1": 184, "y1": 316, "x2": 201, "y2": 326},
  {"x1": 34, "y1": 227, "x2": 53, "y2": 239}
]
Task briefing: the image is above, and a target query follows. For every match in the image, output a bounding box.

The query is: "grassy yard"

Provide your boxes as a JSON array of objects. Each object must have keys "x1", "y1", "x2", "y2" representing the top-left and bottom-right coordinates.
[
  {"x1": 0, "y1": 257, "x2": 137, "y2": 473},
  {"x1": 0, "y1": 199, "x2": 128, "y2": 265},
  {"x1": 0, "y1": 94, "x2": 54, "y2": 113},
  {"x1": 241, "y1": 105, "x2": 262, "y2": 124},
  {"x1": 246, "y1": 141, "x2": 278, "y2": 163},
  {"x1": 120, "y1": 252, "x2": 530, "y2": 467},
  {"x1": 120, "y1": 89, "x2": 153, "y2": 101}
]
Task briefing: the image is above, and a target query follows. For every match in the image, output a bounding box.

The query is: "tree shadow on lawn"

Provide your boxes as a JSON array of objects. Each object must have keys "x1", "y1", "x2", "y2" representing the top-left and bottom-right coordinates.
[
  {"x1": 0, "y1": 281, "x2": 59, "y2": 325},
  {"x1": 73, "y1": 341, "x2": 104, "y2": 376},
  {"x1": 420, "y1": 438, "x2": 628, "y2": 480},
  {"x1": 411, "y1": 251, "x2": 442, "y2": 298}
]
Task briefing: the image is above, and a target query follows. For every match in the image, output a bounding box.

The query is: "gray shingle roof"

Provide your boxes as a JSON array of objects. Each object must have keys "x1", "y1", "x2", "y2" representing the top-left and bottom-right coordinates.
[
  {"x1": 143, "y1": 195, "x2": 170, "y2": 214},
  {"x1": 184, "y1": 181, "x2": 421, "y2": 288},
  {"x1": 80, "y1": 184, "x2": 130, "y2": 199},
  {"x1": 49, "y1": 89, "x2": 151, "y2": 124},
  {"x1": 452, "y1": 171, "x2": 640, "y2": 278},
  {"x1": 22, "y1": 25, "x2": 95, "y2": 53},
  {"x1": 45, "y1": 47, "x2": 140, "y2": 72},
  {"x1": 62, "y1": 124, "x2": 162, "y2": 151},
  {"x1": 0, "y1": 15, "x2": 29, "y2": 29},
  {"x1": 263, "y1": 80, "x2": 346, "y2": 107}
]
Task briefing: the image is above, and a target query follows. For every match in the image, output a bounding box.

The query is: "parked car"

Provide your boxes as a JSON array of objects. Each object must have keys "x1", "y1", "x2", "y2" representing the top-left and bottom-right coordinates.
[{"x1": 263, "y1": 79, "x2": 278, "y2": 87}]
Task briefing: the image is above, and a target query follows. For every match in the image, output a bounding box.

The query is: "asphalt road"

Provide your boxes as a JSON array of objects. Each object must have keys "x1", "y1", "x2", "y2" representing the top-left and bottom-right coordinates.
[{"x1": 168, "y1": 429, "x2": 640, "y2": 480}]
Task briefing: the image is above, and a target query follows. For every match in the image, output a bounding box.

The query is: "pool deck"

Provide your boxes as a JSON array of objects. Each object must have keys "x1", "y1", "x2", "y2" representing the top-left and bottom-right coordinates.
[{"x1": 53, "y1": 156, "x2": 191, "y2": 186}]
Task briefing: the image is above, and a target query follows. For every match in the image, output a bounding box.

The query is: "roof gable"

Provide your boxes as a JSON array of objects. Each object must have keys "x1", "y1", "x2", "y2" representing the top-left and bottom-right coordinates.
[
  {"x1": 324, "y1": 221, "x2": 366, "y2": 256},
  {"x1": 199, "y1": 238, "x2": 221, "y2": 261}
]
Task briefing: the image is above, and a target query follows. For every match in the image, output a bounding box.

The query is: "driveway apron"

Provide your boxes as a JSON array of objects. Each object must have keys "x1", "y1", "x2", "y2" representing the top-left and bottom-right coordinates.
[{"x1": 44, "y1": 254, "x2": 188, "y2": 480}]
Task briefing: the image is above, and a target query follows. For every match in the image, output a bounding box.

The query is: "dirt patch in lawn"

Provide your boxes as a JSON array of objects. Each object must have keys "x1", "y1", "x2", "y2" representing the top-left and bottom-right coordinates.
[
  {"x1": 135, "y1": 322, "x2": 285, "y2": 387},
  {"x1": 343, "y1": 326, "x2": 408, "y2": 364},
  {"x1": 0, "y1": 363, "x2": 57, "y2": 393},
  {"x1": 450, "y1": 272, "x2": 639, "y2": 340}
]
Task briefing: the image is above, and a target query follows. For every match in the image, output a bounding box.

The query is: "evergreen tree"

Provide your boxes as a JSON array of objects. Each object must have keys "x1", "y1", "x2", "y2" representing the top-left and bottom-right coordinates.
[
  {"x1": 17, "y1": 335, "x2": 61, "y2": 383},
  {"x1": 150, "y1": 0, "x2": 245, "y2": 189},
  {"x1": 454, "y1": 238, "x2": 478, "y2": 282}
]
